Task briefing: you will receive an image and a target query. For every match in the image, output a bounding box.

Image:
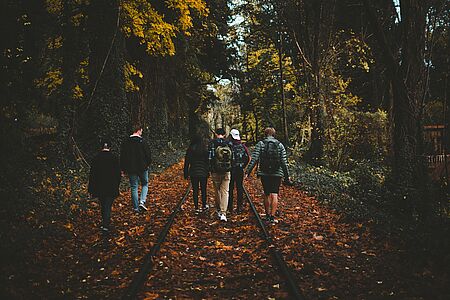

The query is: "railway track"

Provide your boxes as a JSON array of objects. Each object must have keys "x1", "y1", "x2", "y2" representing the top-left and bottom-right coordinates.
[{"x1": 122, "y1": 183, "x2": 305, "y2": 299}]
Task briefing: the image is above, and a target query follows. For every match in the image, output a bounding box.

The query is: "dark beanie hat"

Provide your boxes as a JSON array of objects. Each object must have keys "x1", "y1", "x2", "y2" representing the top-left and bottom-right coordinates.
[{"x1": 216, "y1": 128, "x2": 226, "y2": 135}]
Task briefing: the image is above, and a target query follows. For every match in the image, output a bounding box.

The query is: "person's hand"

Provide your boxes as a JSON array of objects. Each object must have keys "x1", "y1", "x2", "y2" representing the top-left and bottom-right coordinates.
[{"x1": 284, "y1": 177, "x2": 293, "y2": 186}]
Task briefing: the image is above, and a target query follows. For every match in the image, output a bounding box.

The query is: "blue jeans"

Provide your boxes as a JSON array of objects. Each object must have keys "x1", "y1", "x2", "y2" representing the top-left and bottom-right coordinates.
[{"x1": 129, "y1": 169, "x2": 149, "y2": 210}]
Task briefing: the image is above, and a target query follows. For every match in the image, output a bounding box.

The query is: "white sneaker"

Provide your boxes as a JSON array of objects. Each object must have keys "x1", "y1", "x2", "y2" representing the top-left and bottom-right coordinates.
[{"x1": 220, "y1": 214, "x2": 227, "y2": 222}]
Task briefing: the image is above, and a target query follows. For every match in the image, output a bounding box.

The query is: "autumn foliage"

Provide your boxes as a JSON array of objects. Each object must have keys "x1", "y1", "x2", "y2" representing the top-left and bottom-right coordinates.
[{"x1": 1, "y1": 160, "x2": 448, "y2": 299}]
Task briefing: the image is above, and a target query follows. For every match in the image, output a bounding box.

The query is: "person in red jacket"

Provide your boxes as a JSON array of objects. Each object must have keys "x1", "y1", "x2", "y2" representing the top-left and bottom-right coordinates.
[{"x1": 88, "y1": 141, "x2": 121, "y2": 232}]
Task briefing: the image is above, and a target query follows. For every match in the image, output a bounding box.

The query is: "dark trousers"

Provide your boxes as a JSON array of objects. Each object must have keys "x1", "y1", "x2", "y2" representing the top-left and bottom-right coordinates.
[
  {"x1": 99, "y1": 196, "x2": 115, "y2": 228},
  {"x1": 228, "y1": 168, "x2": 244, "y2": 212},
  {"x1": 191, "y1": 176, "x2": 207, "y2": 209}
]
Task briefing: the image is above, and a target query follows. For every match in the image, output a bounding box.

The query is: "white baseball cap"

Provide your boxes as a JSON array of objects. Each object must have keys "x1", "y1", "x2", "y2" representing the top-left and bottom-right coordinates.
[{"x1": 230, "y1": 129, "x2": 240, "y2": 140}]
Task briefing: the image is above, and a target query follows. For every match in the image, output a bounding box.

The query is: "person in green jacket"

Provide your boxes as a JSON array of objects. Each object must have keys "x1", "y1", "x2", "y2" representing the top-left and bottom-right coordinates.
[{"x1": 245, "y1": 127, "x2": 290, "y2": 224}]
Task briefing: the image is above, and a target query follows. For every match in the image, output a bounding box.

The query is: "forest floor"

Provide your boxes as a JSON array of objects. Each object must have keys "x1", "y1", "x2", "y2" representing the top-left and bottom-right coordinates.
[{"x1": 1, "y1": 134, "x2": 449, "y2": 299}]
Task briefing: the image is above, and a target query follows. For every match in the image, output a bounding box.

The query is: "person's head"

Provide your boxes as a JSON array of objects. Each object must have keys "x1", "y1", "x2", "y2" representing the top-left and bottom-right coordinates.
[
  {"x1": 190, "y1": 134, "x2": 207, "y2": 153},
  {"x1": 264, "y1": 127, "x2": 276, "y2": 137},
  {"x1": 215, "y1": 128, "x2": 226, "y2": 138},
  {"x1": 230, "y1": 128, "x2": 241, "y2": 141},
  {"x1": 132, "y1": 124, "x2": 143, "y2": 136}
]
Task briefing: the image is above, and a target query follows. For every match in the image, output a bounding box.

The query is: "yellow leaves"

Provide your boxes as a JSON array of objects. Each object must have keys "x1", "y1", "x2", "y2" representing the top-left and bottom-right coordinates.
[
  {"x1": 115, "y1": 235, "x2": 126, "y2": 247},
  {"x1": 64, "y1": 222, "x2": 74, "y2": 231},
  {"x1": 313, "y1": 233, "x2": 324, "y2": 241},
  {"x1": 215, "y1": 261, "x2": 225, "y2": 267},
  {"x1": 47, "y1": 36, "x2": 63, "y2": 50},
  {"x1": 35, "y1": 68, "x2": 63, "y2": 97},
  {"x1": 121, "y1": 0, "x2": 207, "y2": 56},
  {"x1": 124, "y1": 62, "x2": 143, "y2": 92},
  {"x1": 45, "y1": 0, "x2": 62, "y2": 15},
  {"x1": 329, "y1": 226, "x2": 337, "y2": 234},
  {"x1": 127, "y1": 225, "x2": 145, "y2": 235},
  {"x1": 73, "y1": 85, "x2": 84, "y2": 99},
  {"x1": 214, "y1": 240, "x2": 233, "y2": 251},
  {"x1": 143, "y1": 292, "x2": 160, "y2": 299}
]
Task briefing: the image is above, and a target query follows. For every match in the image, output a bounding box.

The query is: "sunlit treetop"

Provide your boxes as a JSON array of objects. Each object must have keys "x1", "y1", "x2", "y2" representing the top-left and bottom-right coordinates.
[{"x1": 121, "y1": 0, "x2": 208, "y2": 56}]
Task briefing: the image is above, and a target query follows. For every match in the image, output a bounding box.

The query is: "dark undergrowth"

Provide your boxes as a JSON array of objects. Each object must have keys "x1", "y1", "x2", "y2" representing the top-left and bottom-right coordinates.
[{"x1": 288, "y1": 156, "x2": 450, "y2": 286}]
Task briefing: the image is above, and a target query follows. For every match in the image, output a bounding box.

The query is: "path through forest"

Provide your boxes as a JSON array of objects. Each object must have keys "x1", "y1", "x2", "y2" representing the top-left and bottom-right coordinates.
[{"x1": 3, "y1": 162, "x2": 448, "y2": 299}]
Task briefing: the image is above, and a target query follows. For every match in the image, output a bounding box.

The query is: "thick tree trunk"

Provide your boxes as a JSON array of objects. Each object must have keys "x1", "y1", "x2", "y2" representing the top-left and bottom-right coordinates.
[
  {"x1": 364, "y1": 0, "x2": 429, "y2": 216},
  {"x1": 86, "y1": 0, "x2": 128, "y2": 154},
  {"x1": 147, "y1": 58, "x2": 169, "y2": 145},
  {"x1": 60, "y1": 0, "x2": 77, "y2": 148}
]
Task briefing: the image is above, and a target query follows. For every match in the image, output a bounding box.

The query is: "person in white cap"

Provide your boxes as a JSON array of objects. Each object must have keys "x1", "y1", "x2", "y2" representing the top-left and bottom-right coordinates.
[{"x1": 228, "y1": 129, "x2": 250, "y2": 213}]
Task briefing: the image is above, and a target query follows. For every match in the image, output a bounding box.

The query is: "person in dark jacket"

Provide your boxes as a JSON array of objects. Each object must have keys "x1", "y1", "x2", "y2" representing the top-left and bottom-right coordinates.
[
  {"x1": 228, "y1": 129, "x2": 250, "y2": 213},
  {"x1": 120, "y1": 125, "x2": 152, "y2": 213},
  {"x1": 245, "y1": 127, "x2": 290, "y2": 224},
  {"x1": 88, "y1": 141, "x2": 121, "y2": 232},
  {"x1": 184, "y1": 135, "x2": 209, "y2": 212}
]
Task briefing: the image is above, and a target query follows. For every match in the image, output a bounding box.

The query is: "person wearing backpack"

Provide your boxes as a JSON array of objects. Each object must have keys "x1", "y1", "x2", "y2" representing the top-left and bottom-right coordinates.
[
  {"x1": 120, "y1": 124, "x2": 152, "y2": 213},
  {"x1": 184, "y1": 135, "x2": 210, "y2": 212},
  {"x1": 88, "y1": 141, "x2": 121, "y2": 232},
  {"x1": 208, "y1": 128, "x2": 233, "y2": 222},
  {"x1": 228, "y1": 129, "x2": 250, "y2": 214},
  {"x1": 245, "y1": 127, "x2": 290, "y2": 224}
]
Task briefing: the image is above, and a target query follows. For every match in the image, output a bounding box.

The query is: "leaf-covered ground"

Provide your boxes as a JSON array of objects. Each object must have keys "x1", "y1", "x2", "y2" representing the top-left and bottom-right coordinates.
[{"x1": 1, "y1": 161, "x2": 449, "y2": 299}]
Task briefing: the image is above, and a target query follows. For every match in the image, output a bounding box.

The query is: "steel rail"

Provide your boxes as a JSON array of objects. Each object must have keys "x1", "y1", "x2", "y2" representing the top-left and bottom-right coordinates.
[
  {"x1": 243, "y1": 186, "x2": 306, "y2": 300},
  {"x1": 122, "y1": 183, "x2": 191, "y2": 300}
]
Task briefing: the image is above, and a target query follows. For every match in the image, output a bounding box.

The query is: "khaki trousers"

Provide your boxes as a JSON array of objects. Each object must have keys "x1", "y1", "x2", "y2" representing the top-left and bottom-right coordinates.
[{"x1": 211, "y1": 172, "x2": 231, "y2": 214}]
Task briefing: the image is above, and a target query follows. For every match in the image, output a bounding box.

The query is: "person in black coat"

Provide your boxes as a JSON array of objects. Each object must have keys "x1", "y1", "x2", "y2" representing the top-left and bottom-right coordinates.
[
  {"x1": 120, "y1": 125, "x2": 152, "y2": 213},
  {"x1": 88, "y1": 141, "x2": 121, "y2": 232},
  {"x1": 184, "y1": 135, "x2": 209, "y2": 211}
]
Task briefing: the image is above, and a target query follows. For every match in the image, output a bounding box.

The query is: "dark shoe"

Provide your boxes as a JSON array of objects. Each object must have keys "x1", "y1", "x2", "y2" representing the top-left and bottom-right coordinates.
[
  {"x1": 139, "y1": 204, "x2": 148, "y2": 211},
  {"x1": 265, "y1": 214, "x2": 271, "y2": 222},
  {"x1": 100, "y1": 226, "x2": 110, "y2": 232},
  {"x1": 270, "y1": 215, "x2": 279, "y2": 224}
]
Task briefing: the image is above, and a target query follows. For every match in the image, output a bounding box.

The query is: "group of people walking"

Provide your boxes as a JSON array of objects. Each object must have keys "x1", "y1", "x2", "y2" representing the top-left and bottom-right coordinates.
[
  {"x1": 88, "y1": 125, "x2": 151, "y2": 232},
  {"x1": 88, "y1": 125, "x2": 290, "y2": 232}
]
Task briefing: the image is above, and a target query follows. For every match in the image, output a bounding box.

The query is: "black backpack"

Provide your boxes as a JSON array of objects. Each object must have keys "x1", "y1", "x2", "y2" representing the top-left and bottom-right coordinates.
[
  {"x1": 213, "y1": 142, "x2": 232, "y2": 172},
  {"x1": 259, "y1": 140, "x2": 281, "y2": 174},
  {"x1": 232, "y1": 144, "x2": 249, "y2": 169}
]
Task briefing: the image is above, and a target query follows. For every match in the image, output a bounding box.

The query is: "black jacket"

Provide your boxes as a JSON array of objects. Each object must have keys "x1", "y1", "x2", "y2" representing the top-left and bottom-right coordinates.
[
  {"x1": 184, "y1": 145, "x2": 209, "y2": 178},
  {"x1": 120, "y1": 135, "x2": 151, "y2": 174},
  {"x1": 88, "y1": 151, "x2": 121, "y2": 197}
]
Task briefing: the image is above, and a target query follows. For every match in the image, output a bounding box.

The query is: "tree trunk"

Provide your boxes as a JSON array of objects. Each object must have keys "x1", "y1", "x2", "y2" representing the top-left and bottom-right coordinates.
[
  {"x1": 86, "y1": 0, "x2": 127, "y2": 154},
  {"x1": 60, "y1": 0, "x2": 77, "y2": 149},
  {"x1": 364, "y1": 0, "x2": 429, "y2": 216}
]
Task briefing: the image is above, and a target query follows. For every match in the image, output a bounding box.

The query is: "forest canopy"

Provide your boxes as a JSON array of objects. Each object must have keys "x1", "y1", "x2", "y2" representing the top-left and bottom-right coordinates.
[{"x1": 1, "y1": 0, "x2": 448, "y2": 220}]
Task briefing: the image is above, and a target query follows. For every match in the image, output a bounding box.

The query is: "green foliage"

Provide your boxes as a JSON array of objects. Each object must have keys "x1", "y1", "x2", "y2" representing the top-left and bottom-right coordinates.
[
  {"x1": 290, "y1": 160, "x2": 391, "y2": 222},
  {"x1": 326, "y1": 108, "x2": 389, "y2": 170}
]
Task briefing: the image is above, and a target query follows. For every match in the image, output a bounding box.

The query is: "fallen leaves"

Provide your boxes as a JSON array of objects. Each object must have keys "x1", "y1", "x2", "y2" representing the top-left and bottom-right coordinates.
[{"x1": 9, "y1": 159, "x2": 448, "y2": 300}]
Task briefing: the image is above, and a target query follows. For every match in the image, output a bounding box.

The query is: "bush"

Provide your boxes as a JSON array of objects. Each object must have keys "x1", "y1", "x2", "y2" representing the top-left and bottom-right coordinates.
[
  {"x1": 290, "y1": 159, "x2": 391, "y2": 222},
  {"x1": 325, "y1": 108, "x2": 388, "y2": 171}
]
